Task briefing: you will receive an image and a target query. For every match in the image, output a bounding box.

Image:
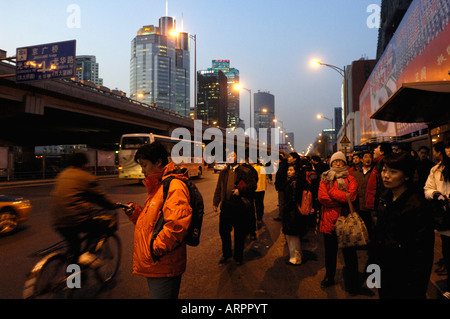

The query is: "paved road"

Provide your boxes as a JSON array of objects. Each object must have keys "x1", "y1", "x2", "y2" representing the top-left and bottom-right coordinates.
[{"x1": 0, "y1": 169, "x2": 446, "y2": 302}]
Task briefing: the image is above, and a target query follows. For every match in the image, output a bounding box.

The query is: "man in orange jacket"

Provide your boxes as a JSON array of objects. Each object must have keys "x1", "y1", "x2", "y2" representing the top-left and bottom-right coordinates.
[{"x1": 124, "y1": 142, "x2": 192, "y2": 299}]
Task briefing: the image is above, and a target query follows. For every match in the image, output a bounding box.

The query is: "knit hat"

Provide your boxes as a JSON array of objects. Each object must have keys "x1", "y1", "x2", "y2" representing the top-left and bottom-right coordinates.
[{"x1": 330, "y1": 151, "x2": 347, "y2": 165}]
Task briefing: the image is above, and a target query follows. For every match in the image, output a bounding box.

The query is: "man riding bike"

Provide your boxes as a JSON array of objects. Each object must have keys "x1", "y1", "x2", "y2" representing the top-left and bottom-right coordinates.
[{"x1": 51, "y1": 152, "x2": 119, "y2": 267}]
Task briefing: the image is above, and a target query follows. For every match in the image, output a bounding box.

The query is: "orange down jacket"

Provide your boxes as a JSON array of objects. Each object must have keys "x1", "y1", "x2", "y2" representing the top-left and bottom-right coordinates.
[
  {"x1": 127, "y1": 162, "x2": 192, "y2": 278},
  {"x1": 318, "y1": 174, "x2": 358, "y2": 235}
]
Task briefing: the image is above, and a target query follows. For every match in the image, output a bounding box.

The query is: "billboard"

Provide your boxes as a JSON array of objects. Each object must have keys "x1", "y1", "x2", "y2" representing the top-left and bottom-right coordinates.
[
  {"x1": 16, "y1": 40, "x2": 76, "y2": 82},
  {"x1": 360, "y1": 0, "x2": 450, "y2": 144}
]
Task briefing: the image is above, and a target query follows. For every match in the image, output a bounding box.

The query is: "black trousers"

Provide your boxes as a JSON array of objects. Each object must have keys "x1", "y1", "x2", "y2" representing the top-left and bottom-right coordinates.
[
  {"x1": 254, "y1": 191, "x2": 265, "y2": 221},
  {"x1": 219, "y1": 199, "x2": 250, "y2": 262},
  {"x1": 56, "y1": 216, "x2": 112, "y2": 262},
  {"x1": 323, "y1": 233, "x2": 359, "y2": 291},
  {"x1": 441, "y1": 234, "x2": 450, "y2": 291}
]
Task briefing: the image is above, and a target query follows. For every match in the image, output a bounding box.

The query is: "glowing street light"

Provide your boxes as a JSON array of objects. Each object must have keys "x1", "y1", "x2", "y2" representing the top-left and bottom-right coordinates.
[
  {"x1": 234, "y1": 84, "x2": 252, "y2": 135},
  {"x1": 311, "y1": 59, "x2": 348, "y2": 154}
]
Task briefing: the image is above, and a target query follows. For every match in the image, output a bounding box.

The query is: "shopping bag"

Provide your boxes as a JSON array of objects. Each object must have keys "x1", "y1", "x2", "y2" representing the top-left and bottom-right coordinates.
[
  {"x1": 335, "y1": 193, "x2": 370, "y2": 248},
  {"x1": 298, "y1": 190, "x2": 314, "y2": 215}
]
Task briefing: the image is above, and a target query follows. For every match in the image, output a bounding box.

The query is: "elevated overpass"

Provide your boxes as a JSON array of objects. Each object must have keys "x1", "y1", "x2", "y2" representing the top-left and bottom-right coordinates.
[{"x1": 0, "y1": 61, "x2": 205, "y2": 148}]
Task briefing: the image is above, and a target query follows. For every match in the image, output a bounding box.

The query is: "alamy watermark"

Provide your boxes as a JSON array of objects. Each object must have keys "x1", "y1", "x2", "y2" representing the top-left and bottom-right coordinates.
[
  {"x1": 170, "y1": 120, "x2": 280, "y2": 173},
  {"x1": 67, "y1": 4, "x2": 81, "y2": 29},
  {"x1": 367, "y1": 4, "x2": 381, "y2": 29},
  {"x1": 66, "y1": 264, "x2": 81, "y2": 289}
]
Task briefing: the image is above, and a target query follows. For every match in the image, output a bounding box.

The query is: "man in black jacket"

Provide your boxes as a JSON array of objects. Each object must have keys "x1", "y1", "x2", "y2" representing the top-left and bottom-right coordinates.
[{"x1": 213, "y1": 151, "x2": 257, "y2": 265}]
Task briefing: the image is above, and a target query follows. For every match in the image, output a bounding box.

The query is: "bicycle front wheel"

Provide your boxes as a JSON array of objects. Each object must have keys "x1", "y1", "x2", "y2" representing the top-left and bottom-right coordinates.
[
  {"x1": 95, "y1": 234, "x2": 122, "y2": 283},
  {"x1": 25, "y1": 253, "x2": 71, "y2": 299}
]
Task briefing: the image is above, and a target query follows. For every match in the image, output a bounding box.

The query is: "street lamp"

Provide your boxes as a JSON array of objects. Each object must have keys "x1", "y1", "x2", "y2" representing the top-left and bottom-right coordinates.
[
  {"x1": 316, "y1": 114, "x2": 334, "y2": 134},
  {"x1": 311, "y1": 59, "x2": 348, "y2": 153},
  {"x1": 234, "y1": 84, "x2": 252, "y2": 136}
]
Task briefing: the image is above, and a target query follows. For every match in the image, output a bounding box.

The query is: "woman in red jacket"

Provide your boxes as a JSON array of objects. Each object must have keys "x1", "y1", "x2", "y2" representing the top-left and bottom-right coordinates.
[{"x1": 318, "y1": 151, "x2": 360, "y2": 294}]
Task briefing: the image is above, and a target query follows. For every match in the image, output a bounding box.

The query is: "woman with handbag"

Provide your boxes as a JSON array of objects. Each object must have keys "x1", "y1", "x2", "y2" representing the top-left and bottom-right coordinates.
[
  {"x1": 318, "y1": 151, "x2": 360, "y2": 294},
  {"x1": 373, "y1": 152, "x2": 434, "y2": 299},
  {"x1": 282, "y1": 162, "x2": 310, "y2": 265}
]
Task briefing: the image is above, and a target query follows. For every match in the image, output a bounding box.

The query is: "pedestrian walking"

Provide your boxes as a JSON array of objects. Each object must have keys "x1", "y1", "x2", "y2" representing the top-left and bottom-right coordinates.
[
  {"x1": 424, "y1": 142, "x2": 450, "y2": 298},
  {"x1": 318, "y1": 151, "x2": 360, "y2": 294},
  {"x1": 124, "y1": 142, "x2": 192, "y2": 299},
  {"x1": 373, "y1": 152, "x2": 434, "y2": 299},
  {"x1": 213, "y1": 151, "x2": 257, "y2": 265}
]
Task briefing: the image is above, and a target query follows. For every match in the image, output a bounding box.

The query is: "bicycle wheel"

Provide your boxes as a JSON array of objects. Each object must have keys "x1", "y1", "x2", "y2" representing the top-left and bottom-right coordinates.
[
  {"x1": 25, "y1": 253, "x2": 71, "y2": 299},
  {"x1": 95, "y1": 234, "x2": 121, "y2": 283}
]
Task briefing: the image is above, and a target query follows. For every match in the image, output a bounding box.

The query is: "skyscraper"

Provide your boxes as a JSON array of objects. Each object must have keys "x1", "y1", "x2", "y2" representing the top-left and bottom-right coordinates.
[
  {"x1": 208, "y1": 60, "x2": 239, "y2": 128},
  {"x1": 197, "y1": 69, "x2": 228, "y2": 128},
  {"x1": 254, "y1": 91, "x2": 275, "y2": 143},
  {"x1": 130, "y1": 16, "x2": 190, "y2": 116},
  {"x1": 76, "y1": 55, "x2": 103, "y2": 86}
]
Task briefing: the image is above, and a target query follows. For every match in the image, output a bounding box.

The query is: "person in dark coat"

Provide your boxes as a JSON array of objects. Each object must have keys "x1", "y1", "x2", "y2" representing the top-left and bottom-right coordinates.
[
  {"x1": 213, "y1": 151, "x2": 257, "y2": 265},
  {"x1": 282, "y1": 163, "x2": 310, "y2": 265},
  {"x1": 274, "y1": 152, "x2": 288, "y2": 221},
  {"x1": 372, "y1": 152, "x2": 435, "y2": 299}
]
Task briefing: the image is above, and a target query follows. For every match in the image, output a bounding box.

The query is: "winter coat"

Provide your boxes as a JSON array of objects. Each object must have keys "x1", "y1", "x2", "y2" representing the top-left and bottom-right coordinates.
[
  {"x1": 213, "y1": 163, "x2": 258, "y2": 208},
  {"x1": 282, "y1": 176, "x2": 307, "y2": 236},
  {"x1": 318, "y1": 173, "x2": 358, "y2": 235},
  {"x1": 372, "y1": 186, "x2": 434, "y2": 299},
  {"x1": 51, "y1": 166, "x2": 116, "y2": 228},
  {"x1": 127, "y1": 162, "x2": 192, "y2": 278},
  {"x1": 353, "y1": 166, "x2": 373, "y2": 212},
  {"x1": 424, "y1": 162, "x2": 450, "y2": 236},
  {"x1": 365, "y1": 156, "x2": 385, "y2": 210}
]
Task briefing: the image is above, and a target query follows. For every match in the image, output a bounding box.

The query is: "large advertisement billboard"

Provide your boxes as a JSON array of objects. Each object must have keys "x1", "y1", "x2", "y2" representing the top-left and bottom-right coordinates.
[{"x1": 360, "y1": 0, "x2": 450, "y2": 144}]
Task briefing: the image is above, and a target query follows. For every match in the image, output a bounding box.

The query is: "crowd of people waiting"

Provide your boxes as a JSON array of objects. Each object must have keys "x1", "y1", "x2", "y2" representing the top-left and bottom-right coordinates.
[{"x1": 265, "y1": 141, "x2": 450, "y2": 299}]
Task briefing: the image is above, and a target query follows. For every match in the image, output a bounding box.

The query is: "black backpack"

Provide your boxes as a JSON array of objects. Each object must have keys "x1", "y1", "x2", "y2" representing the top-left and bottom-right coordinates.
[{"x1": 150, "y1": 176, "x2": 204, "y2": 261}]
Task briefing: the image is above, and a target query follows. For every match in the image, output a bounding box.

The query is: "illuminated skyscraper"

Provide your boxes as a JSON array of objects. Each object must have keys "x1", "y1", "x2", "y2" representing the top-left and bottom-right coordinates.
[{"x1": 130, "y1": 16, "x2": 190, "y2": 116}]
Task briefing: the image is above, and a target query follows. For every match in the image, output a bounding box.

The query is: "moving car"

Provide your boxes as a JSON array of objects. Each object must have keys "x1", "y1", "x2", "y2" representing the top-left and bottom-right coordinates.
[
  {"x1": 0, "y1": 195, "x2": 32, "y2": 235},
  {"x1": 213, "y1": 163, "x2": 227, "y2": 173}
]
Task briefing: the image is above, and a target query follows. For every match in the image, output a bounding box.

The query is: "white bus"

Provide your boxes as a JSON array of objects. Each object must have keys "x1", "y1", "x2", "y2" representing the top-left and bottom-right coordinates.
[{"x1": 118, "y1": 133, "x2": 203, "y2": 180}]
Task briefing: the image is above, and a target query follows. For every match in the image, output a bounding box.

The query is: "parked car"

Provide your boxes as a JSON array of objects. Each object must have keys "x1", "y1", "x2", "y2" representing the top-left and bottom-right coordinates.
[
  {"x1": 0, "y1": 195, "x2": 32, "y2": 235},
  {"x1": 213, "y1": 163, "x2": 227, "y2": 173}
]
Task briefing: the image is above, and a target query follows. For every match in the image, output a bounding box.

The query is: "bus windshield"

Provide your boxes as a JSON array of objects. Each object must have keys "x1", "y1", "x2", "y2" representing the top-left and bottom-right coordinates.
[{"x1": 121, "y1": 136, "x2": 150, "y2": 149}]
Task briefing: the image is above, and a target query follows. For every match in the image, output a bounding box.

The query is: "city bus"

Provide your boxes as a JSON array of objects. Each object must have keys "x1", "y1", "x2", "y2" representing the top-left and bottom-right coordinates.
[{"x1": 118, "y1": 133, "x2": 204, "y2": 180}]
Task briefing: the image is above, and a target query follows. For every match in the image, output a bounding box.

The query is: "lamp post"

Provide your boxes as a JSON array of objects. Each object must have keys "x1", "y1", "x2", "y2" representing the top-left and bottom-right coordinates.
[
  {"x1": 317, "y1": 114, "x2": 334, "y2": 156},
  {"x1": 190, "y1": 34, "x2": 197, "y2": 119},
  {"x1": 234, "y1": 84, "x2": 252, "y2": 137},
  {"x1": 311, "y1": 60, "x2": 348, "y2": 153}
]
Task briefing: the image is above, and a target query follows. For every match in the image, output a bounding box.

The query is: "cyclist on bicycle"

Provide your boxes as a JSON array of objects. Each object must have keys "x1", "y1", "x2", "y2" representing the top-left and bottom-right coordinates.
[{"x1": 51, "y1": 152, "x2": 118, "y2": 267}]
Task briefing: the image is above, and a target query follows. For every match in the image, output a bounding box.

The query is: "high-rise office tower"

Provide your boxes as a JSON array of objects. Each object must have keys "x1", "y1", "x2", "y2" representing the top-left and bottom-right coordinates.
[
  {"x1": 197, "y1": 69, "x2": 228, "y2": 128},
  {"x1": 130, "y1": 16, "x2": 190, "y2": 116},
  {"x1": 206, "y1": 60, "x2": 239, "y2": 128},
  {"x1": 76, "y1": 55, "x2": 103, "y2": 86},
  {"x1": 254, "y1": 91, "x2": 275, "y2": 142}
]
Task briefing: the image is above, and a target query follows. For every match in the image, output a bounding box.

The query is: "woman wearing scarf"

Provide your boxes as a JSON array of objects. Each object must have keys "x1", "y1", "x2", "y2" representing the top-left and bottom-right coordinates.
[{"x1": 318, "y1": 151, "x2": 360, "y2": 295}]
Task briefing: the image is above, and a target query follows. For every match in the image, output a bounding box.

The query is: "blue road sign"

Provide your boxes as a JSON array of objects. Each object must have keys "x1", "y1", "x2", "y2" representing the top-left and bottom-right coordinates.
[{"x1": 16, "y1": 40, "x2": 76, "y2": 82}]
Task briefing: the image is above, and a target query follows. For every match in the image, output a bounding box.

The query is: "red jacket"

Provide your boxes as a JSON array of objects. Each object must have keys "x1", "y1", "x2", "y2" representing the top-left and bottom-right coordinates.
[
  {"x1": 318, "y1": 174, "x2": 358, "y2": 235},
  {"x1": 127, "y1": 162, "x2": 192, "y2": 278},
  {"x1": 365, "y1": 156, "x2": 384, "y2": 210}
]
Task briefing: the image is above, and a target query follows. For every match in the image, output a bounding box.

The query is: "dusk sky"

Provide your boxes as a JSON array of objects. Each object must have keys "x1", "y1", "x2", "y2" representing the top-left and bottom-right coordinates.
[{"x1": 0, "y1": 0, "x2": 381, "y2": 153}]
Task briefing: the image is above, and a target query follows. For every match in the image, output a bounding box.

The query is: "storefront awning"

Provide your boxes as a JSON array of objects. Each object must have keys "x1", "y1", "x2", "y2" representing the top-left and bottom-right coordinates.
[{"x1": 370, "y1": 81, "x2": 450, "y2": 123}]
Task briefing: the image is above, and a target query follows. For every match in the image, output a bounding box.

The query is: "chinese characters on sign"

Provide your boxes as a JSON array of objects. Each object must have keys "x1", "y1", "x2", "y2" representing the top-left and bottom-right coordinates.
[{"x1": 16, "y1": 40, "x2": 76, "y2": 82}]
